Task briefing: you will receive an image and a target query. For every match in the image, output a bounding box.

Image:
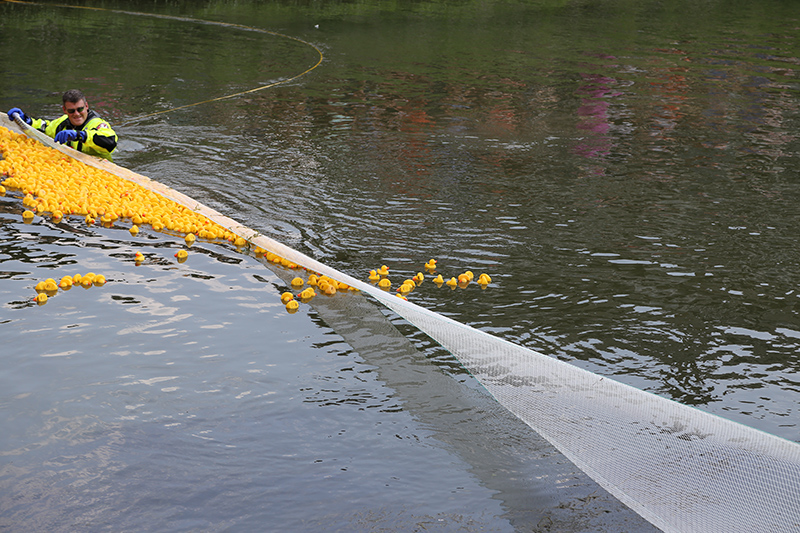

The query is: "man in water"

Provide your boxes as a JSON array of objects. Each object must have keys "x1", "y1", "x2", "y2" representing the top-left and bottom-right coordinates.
[{"x1": 7, "y1": 89, "x2": 118, "y2": 162}]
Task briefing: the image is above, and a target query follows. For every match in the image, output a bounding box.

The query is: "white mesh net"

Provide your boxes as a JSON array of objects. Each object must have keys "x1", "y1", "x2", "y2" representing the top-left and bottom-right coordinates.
[{"x1": 5, "y1": 114, "x2": 800, "y2": 532}]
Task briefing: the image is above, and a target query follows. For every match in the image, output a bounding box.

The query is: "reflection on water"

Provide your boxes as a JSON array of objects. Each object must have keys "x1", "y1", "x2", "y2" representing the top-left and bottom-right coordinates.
[{"x1": 1, "y1": 0, "x2": 799, "y2": 530}]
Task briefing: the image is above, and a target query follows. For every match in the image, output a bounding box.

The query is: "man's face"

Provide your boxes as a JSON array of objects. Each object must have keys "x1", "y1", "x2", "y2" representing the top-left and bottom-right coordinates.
[{"x1": 63, "y1": 99, "x2": 88, "y2": 127}]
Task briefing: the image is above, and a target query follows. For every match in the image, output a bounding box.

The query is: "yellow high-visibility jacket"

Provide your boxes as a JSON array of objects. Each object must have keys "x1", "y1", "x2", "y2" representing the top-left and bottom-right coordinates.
[{"x1": 32, "y1": 111, "x2": 118, "y2": 161}]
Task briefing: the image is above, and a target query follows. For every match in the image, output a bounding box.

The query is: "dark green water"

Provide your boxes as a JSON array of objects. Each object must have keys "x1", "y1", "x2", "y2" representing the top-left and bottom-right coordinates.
[{"x1": 1, "y1": 0, "x2": 799, "y2": 531}]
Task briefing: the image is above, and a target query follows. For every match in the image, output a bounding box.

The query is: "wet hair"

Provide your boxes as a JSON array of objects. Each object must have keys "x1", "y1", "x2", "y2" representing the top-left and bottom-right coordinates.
[{"x1": 62, "y1": 89, "x2": 87, "y2": 105}]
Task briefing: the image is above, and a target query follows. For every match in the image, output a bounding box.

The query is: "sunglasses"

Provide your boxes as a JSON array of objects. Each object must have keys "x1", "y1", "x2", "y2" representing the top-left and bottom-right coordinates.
[{"x1": 65, "y1": 106, "x2": 85, "y2": 114}]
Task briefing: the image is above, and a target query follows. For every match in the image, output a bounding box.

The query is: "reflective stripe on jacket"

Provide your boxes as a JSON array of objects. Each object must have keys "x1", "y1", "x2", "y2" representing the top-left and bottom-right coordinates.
[{"x1": 32, "y1": 110, "x2": 118, "y2": 162}]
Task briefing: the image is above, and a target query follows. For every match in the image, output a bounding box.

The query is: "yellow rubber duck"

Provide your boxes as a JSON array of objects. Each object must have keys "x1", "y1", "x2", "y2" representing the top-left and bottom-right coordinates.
[
  {"x1": 412, "y1": 272, "x2": 424, "y2": 283},
  {"x1": 129, "y1": 225, "x2": 139, "y2": 236},
  {"x1": 445, "y1": 277, "x2": 458, "y2": 288},
  {"x1": 34, "y1": 292, "x2": 47, "y2": 305},
  {"x1": 185, "y1": 233, "x2": 196, "y2": 246},
  {"x1": 377, "y1": 265, "x2": 389, "y2": 276},
  {"x1": 322, "y1": 283, "x2": 337, "y2": 296},
  {"x1": 85, "y1": 215, "x2": 95, "y2": 225},
  {"x1": 280, "y1": 291, "x2": 294, "y2": 304},
  {"x1": 307, "y1": 274, "x2": 319, "y2": 286},
  {"x1": 368, "y1": 270, "x2": 380, "y2": 282},
  {"x1": 285, "y1": 300, "x2": 300, "y2": 313},
  {"x1": 432, "y1": 274, "x2": 444, "y2": 285},
  {"x1": 175, "y1": 249, "x2": 188, "y2": 262},
  {"x1": 22, "y1": 210, "x2": 34, "y2": 220},
  {"x1": 59, "y1": 276, "x2": 73, "y2": 289},
  {"x1": 378, "y1": 278, "x2": 391, "y2": 290},
  {"x1": 35, "y1": 280, "x2": 47, "y2": 292},
  {"x1": 465, "y1": 271, "x2": 475, "y2": 281},
  {"x1": 397, "y1": 282, "x2": 414, "y2": 295},
  {"x1": 424, "y1": 259, "x2": 437, "y2": 270},
  {"x1": 299, "y1": 287, "x2": 316, "y2": 301},
  {"x1": 457, "y1": 273, "x2": 470, "y2": 284},
  {"x1": 291, "y1": 277, "x2": 304, "y2": 287},
  {"x1": 93, "y1": 275, "x2": 106, "y2": 286},
  {"x1": 134, "y1": 251, "x2": 145, "y2": 263}
]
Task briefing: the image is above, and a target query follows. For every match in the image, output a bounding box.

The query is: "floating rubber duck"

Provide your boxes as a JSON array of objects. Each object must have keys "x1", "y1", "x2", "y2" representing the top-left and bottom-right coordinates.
[
  {"x1": 432, "y1": 274, "x2": 444, "y2": 285},
  {"x1": 280, "y1": 292, "x2": 294, "y2": 304},
  {"x1": 457, "y1": 273, "x2": 470, "y2": 284},
  {"x1": 129, "y1": 225, "x2": 139, "y2": 236},
  {"x1": 322, "y1": 283, "x2": 337, "y2": 296},
  {"x1": 44, "y1": 280, "x2": 59, "y2": 292},
  {"x1": 285, "y1": 300, "x2": 300, "y2": 313},
  {"x1": 22, "y1": 210, "x2": 34, "y2": 221},
  {"x1": 378, "y1": 278, "x2": 391, "y2": 290},
  {"x1": 299, "y1": 287, "x2": 316, "y2": 301},
  {"x1": 81, "y1": 276, "x2": 93, "y2": 289},
  {"x1": 465, "y1": 271, "x2": 475, "y2": 281},
  {"x1": 85, "y1": 215, "x2": 95, "y2": 225},
  {"x1": 377, "y1": 265, "x2": 389, "y2": 277},
  {"x1": 368, "y1": 270, "x2": 380, "y2": 282},
  {"x1": 73, "y1": 273, "x2": 82, "y2": 284},
  {"x1": 175, "y1": 249, "x2": 188, "y2": 263},
  {"x1": 424, "y1": 259, "x2": 437, "y2": 271},
  {"x1": 34, "y1": 292, "x2": 47, "y2": 305},
  {"x1": 134, "y1": 251, "x2": 145, "y2": 263},
  {"x1": 35, "y1": 280, "x2": 47, "y2": 292},
  {"x1": 185, "y1": 233, "x2": 196, "y2": 246},
  {"x1": 397, "y1": 282, "x2": 414, "y2": 295},
  {"x1": 307, "y1": 274, "x2": 319, "y2": 286},
  {"x1": 59, "y1": 276, "x2": 73, "y2": 289},
  {"x1": 93, "y1": 275, "x2": 106, "y2": 286},
  {"x1": 412, "y1": 272, "x2": 424, "y2": 283},
  {"x1": 52, "y1": 211, "x2": 63, "y2": 222},
  {"x1": 291, "y1": 277, "x2": 304, "y2": 287},
  {"x1": 445, "y1": 277, "x2": 458, "y2": 288}
]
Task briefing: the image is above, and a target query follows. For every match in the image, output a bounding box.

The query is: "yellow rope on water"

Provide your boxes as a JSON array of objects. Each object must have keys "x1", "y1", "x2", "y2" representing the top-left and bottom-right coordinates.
[{"x1": 2, "y1": 0, "x2": 324, "y2": 126}]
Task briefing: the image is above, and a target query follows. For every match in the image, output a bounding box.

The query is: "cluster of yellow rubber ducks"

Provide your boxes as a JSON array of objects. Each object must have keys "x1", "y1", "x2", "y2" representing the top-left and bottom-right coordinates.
[
  {"x1": 2, "y1": 126, "x2": 488, "y2": 316},
  {"x1": 367, "y1": 259, "x2": 492, "y2": 300},
  {"x1": 279, "y1": 273, "x2": 359, "y2": 313},
  {"x1": 32, "y1": 272, "x2": 107, "y2": 305},
  {"x1": 0, "y1": 126, "x2": 245, "y2": 244},
  {"x1": 0, "y1": 125, "x2": 339, "y2": 300}
]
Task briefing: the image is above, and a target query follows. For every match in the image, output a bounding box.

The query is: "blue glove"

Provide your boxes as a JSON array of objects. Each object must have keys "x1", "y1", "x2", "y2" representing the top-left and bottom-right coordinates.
[
  {"x1": 7, "y1": 107, "x2": 32, "y2": 125},
  {"x1": 55, "y1": 129, "x2": 87, "y2": 144}
]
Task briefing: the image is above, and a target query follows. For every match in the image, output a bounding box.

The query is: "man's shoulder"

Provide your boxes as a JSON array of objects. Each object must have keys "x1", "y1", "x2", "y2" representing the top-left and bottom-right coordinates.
[{"x1": 86, "y1": 113, "x2": 114, "y2": 131}]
